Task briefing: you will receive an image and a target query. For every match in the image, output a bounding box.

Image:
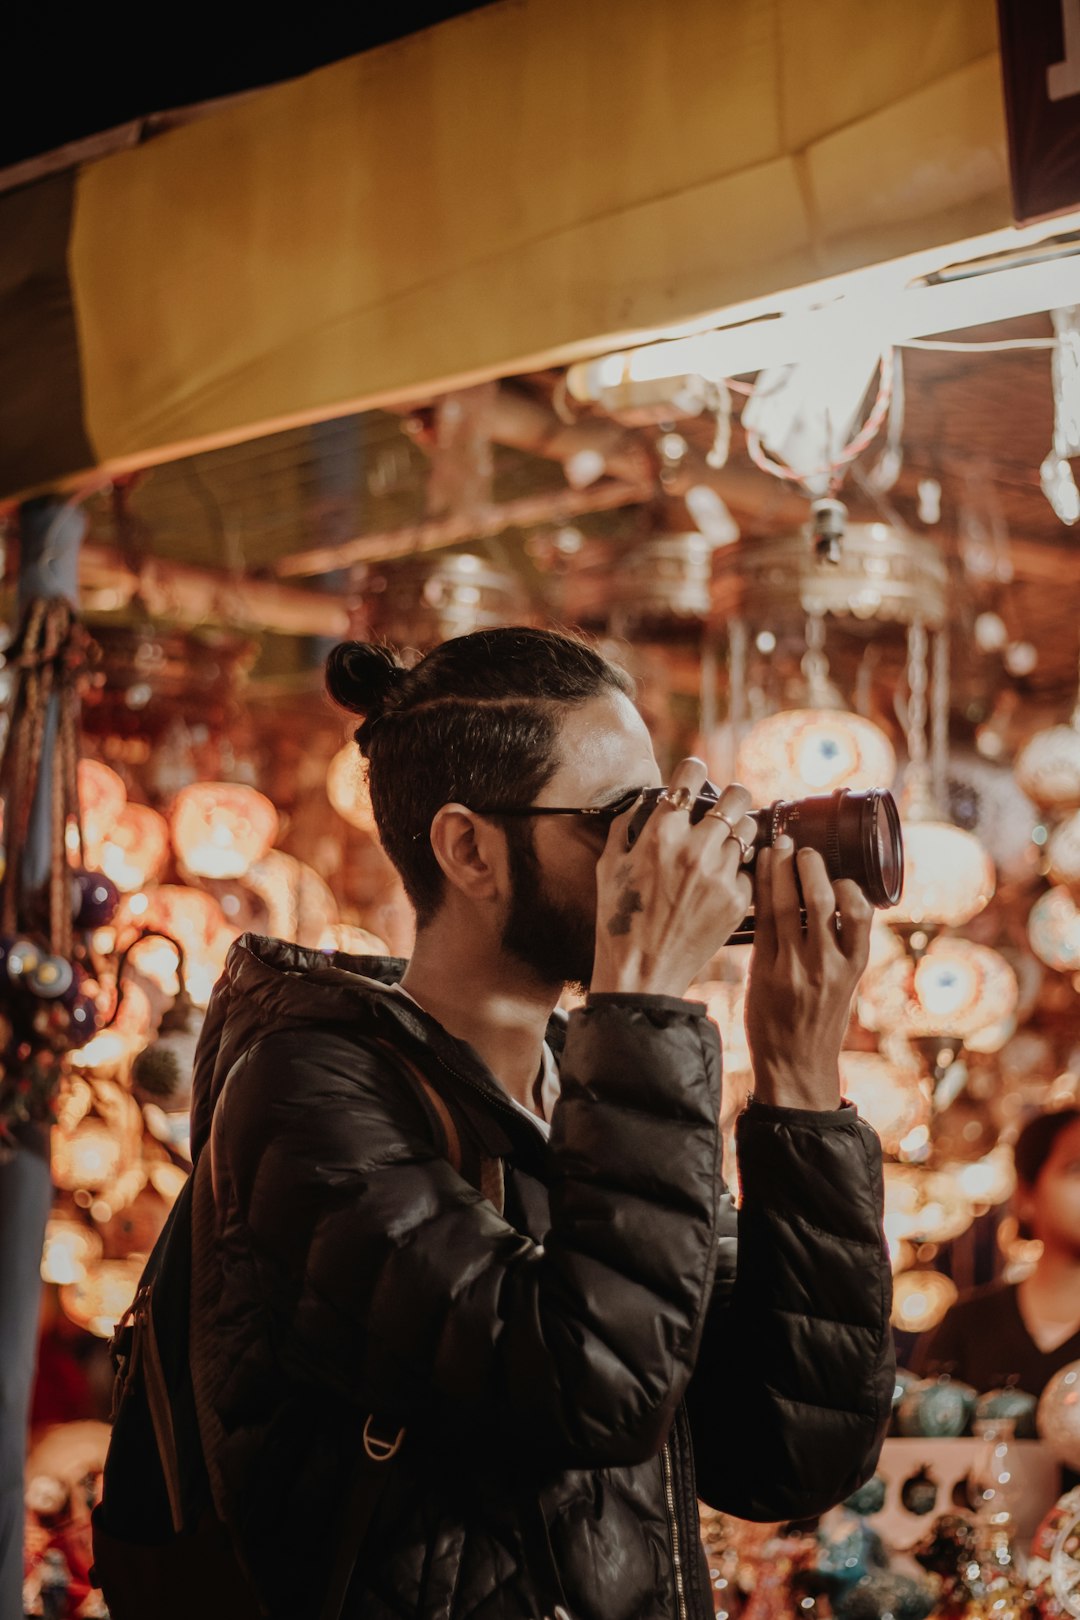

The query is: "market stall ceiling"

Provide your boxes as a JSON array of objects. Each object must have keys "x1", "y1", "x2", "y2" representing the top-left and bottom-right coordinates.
[
  {"x1": 61, "y1": 309, "x2": 1080, "y2": 721},
  {"x1": 0, "y1": 0, "x2": 1009, "y2": 498}
]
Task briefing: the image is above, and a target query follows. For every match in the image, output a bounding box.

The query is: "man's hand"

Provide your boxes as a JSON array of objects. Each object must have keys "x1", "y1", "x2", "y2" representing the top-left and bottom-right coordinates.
[
  {"x1": 590, "y1": 757, "x2": 757, "y2": 999},
  {"x1": 745, "y1": 837, "x2": 873, "y2": 1111}
]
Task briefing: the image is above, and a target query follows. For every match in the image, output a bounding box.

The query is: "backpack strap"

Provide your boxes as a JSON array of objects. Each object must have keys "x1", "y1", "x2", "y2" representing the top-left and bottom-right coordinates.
[
  {"x1": 188, "y1": 1155, "x2": 234, "y2": 1531},
  {"x1": 184, "y1": 1037, "x2": 504, "y2": 1620},
  {"x1": 372, "y1": 1036, "x2": 506, "y2": 1216}
]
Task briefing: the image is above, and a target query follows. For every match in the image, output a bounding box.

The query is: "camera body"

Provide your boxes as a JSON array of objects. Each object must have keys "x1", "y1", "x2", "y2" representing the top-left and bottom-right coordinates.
[{"x1": 626, "y1": 784, "x2": 903, "y2": 942}]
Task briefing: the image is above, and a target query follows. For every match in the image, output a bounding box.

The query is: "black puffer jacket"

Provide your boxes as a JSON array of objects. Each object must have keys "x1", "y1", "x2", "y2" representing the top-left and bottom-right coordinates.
[{"x1": 192, "y1": 936, "x2": 894, "y2": 1620}]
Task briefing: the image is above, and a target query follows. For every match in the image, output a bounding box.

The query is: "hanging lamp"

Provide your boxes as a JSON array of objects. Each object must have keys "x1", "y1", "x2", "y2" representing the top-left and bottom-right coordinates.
[
  {"x1": 735, "y1": 608, "x2": 896, "y2": 802},
  {"x1": 99, "y1": 802, "x2": 170, "y2": 892},
  {"x1": 839, "y1": 1045, "x2": 931, "y2": 1155},
  {"x1": 170, "y1": 782, "x2": 278, "y2": 880},
  {"x1": 859, "y1": 935, "x2": 1018, "y2": 1040},
  {"x1": 1028, "y1": 886, "x2": 1080, "y2": 972},
  {"x1": 884, "y1": 1163, "x2": 975, "y2": 1246},
  {"x1": 326, "y1": 744, "x2": 377, "y2": 834},
  {"x1": 891, "y1": 1269, "x2": 959, "y2": 1334},
  {"x1": 884, "y1": 620, "x2": 995, "y2": 929},
  {"x1": 78, "y1": 760, "x2": 127, "y2": 865},
  {"x1": 1017, "y1": 641, "x2": 1080, "y2": 809}
]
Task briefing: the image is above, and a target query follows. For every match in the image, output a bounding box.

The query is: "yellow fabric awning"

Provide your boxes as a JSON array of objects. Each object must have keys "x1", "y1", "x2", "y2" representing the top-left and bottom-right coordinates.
[{"x1": 1, "y1": 0, "x2": 1009, "y2": 496}]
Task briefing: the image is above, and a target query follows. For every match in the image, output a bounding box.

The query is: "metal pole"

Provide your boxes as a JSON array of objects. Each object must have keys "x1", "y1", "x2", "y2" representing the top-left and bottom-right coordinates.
[{"x1": 0, "y1": 496, "x2": 83, "y2": 1620}]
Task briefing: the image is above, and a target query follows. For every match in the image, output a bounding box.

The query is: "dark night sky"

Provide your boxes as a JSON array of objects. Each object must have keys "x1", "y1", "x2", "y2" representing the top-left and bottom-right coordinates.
[{"x1": 1, "y1": 6, "x2": 497, "y2": 171}]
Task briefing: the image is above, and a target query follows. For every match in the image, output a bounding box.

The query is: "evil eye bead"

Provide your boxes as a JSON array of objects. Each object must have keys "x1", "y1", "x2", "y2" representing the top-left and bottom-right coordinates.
[
  {"x1": 73, "y1": 871, "x2": 120, "y2": 930},
  {"x1": 26, "y1": 956, "x2": 76, "y2": 1001},
  {"x1": 7, "y1": 939, "x2": 43, "y2": 985},
  {"x1": 68, "y1": 995, "x2": 99, "y2": 1041}
]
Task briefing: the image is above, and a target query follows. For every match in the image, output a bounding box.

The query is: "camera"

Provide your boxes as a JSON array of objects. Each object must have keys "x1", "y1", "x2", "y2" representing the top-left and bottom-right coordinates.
[{"x1": 626, "y1": 785, "x2": 904, "y2": 944}]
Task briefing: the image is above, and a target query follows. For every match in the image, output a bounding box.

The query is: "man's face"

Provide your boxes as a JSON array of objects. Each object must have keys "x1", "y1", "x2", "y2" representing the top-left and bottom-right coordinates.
[{"x1": 500, "y1": 691, "x2": 660, "y2": 991}]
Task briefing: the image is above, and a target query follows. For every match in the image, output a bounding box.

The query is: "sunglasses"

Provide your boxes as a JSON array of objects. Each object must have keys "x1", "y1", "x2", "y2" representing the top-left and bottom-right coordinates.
[{"x1": 468, "y1": 787, "x2": 643, "y2": 825}]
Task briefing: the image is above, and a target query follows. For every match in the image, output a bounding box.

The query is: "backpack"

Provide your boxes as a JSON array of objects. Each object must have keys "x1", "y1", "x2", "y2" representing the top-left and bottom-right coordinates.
[{"x1": 91, "y1": 1041, "x2": 495, "y2": 1620}]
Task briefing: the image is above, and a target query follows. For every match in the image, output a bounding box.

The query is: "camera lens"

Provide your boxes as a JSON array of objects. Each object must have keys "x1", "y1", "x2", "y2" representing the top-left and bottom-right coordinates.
[
  {"x1": 761, "y1": 788, "x2": 903, "y2": 908},
  {"x1": 625, "y1": 785, "x2": 904, "y2": 935}
]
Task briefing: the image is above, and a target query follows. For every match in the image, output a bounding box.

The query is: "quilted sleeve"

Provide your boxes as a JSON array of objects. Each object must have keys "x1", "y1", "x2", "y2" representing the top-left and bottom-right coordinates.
[
  {"x1": 214, "y1": 996, "x2": 725, "y2": 1472},
  {"x1": 685, "y1": 1099, "x2": 894, "y2": 1521}
]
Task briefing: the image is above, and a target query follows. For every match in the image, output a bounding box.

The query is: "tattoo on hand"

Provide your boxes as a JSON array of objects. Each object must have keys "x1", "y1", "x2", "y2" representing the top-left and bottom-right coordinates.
[{"x1": 608, "y1": 884, "x2": 644, "y2": 936}]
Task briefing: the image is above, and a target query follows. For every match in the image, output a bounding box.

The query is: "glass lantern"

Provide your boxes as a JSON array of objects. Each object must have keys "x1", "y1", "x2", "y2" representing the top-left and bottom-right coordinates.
[
  {"x1": 326, "y1": 744, "x2": 378, "y2": 834},
  {"x1": 1016, "y1": 722, "x2": 1080, "y2": 810},
  {"x1": 1028, "y1": 887, "x2": 1080, "y2": 972},
  {"x1": 51, "y1": 1120, "x2": 123, "y2": 1193},
  {"x1": 890, "y1": 1268, "x2": 959, "y2": 1334},
  {"x1": 60, "y1": 1256, "x2": 145, "y2": 1339},
  {"x1": 839, "y1": 1050, "x2": 930, "y2": 1155},
  {"x1": 885, "y1": 820, "x2": 996, "y2": 929},
  {"x1": 78, "y1": 760, "x2": 127, "y2": 863},
  {"x1": 245, "y1": 851, "x2": 339, "y2": 947},
  {"x1": 860, "y1": 938, "x2": 1018, "y2": 1040},
  {"x1": 1049, "y1": 810, "x2": 1080, "y2": 886},
  {"x1": 884, "y1": 1164, "x2": 974, "y2": 1245},
  {"x1": 40, "y1": 1217, "x2": 104, "y2": 1287},
  {"x1": 171, "y1": 782, "x2": 278, "y2": 880},
  {"x1": 100, "y1": 802, "x2": 170, "y2": 892},
  {"x1": 735, "y1": 708, "x2": 896, "y2": 804}
]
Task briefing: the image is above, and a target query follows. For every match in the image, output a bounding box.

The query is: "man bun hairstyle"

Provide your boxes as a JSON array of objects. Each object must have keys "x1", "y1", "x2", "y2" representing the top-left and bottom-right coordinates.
[
  {"x1": 325, "y1": 626, "x2": 633, "y2": 924},
  {"x1": 324, "y1": 642, "x2": 408, "y2": 745}
]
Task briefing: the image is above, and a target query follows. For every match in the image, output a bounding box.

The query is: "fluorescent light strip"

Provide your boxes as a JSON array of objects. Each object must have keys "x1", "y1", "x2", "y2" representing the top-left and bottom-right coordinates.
[{"x1": 567, "y1": 243, "x2": 1080, "y2": 398}]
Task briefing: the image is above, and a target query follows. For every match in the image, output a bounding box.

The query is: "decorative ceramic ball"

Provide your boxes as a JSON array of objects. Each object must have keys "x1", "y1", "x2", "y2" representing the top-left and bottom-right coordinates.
[
  {"x1": 1038, "y1": 1363, "x2": 1080, "y2": 1468},
  {"x1": 6, "y1": 938, "x2": 42, "y2": 985},
  {"x1": 834, "y1": 1572, "x2": 935, "y2": 1620},
  {"x1": 67, "y1": 995, "x2": 98, "y2": 1043},
  {"x1": 73, "y1": 870, "x2": 120, "y2": 930},
  {"x1": 25, "y1": 955, "x2": 75, "y2": 1001},
  {"x1": 900, "y1": 1465, "x2": 939, "y2": 1516},
  {"x1": 893, "y1": 1368, "x2": 918, "y2": 1411},
  {"x1": 844, "y1": 1476, "x2": 887, "y2": 1517},
  {"x1": 1028, "y1": 1485, "x2": 1080, "y2": 1620},
  {"x1": 897, "y1": 1377, "x2": 977, "y2": 1438},
  {"x1": 812, "y1": 1516, "x2": 882, "y2": 1589},
  {"x1": 975, "y1": 1387, "x2": 1038, "y2": 1439}
]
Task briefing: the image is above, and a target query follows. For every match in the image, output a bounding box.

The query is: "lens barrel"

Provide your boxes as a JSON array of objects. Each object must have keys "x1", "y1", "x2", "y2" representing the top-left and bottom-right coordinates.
[
  {"x1": 748, "y1": 788, "x2": 903, "y2": 908},
  {"x1": 627, "y1": 785, "x2": 904, "y2": 931}
]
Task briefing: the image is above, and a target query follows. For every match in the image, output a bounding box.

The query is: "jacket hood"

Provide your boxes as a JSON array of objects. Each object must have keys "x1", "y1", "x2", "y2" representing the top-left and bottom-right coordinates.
[{"x1": 189, "y1": 933, "x2": 567, "y2": 1163}]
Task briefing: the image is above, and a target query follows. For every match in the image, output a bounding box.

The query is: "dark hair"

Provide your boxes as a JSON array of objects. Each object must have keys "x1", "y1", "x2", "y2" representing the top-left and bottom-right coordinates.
[
  {"x1": 325, "y1": 626, "x2": 633, "y2": 923},
  {"x1": 1014, "y1": 1108, "x2": 1080, "y2": 1189}
]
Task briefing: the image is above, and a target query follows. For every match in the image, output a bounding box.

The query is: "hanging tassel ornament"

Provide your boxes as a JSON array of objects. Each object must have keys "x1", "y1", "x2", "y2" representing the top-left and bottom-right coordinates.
[
  {"x1": 0, "y1": 598, "x2": 113, "y2": 1152},
  {"x1": 1040, "y1": 305, "x2": 1080, "y2": 525}
]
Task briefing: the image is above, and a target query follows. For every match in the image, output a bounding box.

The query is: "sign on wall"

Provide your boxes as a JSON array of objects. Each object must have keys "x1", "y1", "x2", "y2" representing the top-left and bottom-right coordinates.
[{"x1": 997, "y1": 0, "x2": 1080, "y2": 220}]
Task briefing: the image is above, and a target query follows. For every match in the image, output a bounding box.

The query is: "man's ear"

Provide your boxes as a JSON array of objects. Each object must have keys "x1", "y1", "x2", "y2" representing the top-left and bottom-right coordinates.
[{"x1": 428, "y1": 805, "x2": 508, "y2": 904}]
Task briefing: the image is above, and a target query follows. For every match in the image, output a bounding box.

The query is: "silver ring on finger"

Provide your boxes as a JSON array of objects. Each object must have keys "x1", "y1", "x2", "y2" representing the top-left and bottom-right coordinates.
[
  {"x1": 735, "y1": 834, "x2": 755, "y2": 863},
  {"x1": 659, "y1": 785, "x2": 694, "y2": 812}
]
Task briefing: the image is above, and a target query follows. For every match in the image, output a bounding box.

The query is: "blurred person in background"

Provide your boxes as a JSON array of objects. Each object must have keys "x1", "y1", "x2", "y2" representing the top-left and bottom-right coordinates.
[{"x1": 913, "y1": 1108, "x2": 1080, "y2": 1395}]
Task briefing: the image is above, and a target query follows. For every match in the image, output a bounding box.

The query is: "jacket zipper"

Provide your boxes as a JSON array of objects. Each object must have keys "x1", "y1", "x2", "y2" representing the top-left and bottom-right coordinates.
[
  {"x1": 430, "y1": 1049, "x2": 538, "y2": 1133},
  {"x1": 387, "y1": 993, "x2": 550, "y2": 1130},
  {"x1": 661, "y1": 1440, "x2": 688, "y2": 1620}
]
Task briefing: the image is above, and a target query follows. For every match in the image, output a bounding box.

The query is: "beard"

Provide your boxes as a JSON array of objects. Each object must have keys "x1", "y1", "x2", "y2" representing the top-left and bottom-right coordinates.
[{"x1": 500, "y1": 823, "x2": 596, "y2": 992}]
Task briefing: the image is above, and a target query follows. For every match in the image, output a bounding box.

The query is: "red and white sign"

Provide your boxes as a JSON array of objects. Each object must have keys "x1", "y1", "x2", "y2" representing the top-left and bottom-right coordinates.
[{"x1": 997, "y1": 0, "x2": 1080, "y2": 220}]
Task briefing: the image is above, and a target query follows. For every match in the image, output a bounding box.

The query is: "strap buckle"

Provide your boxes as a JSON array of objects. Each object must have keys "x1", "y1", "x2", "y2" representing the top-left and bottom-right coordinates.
[{"x1": 362, "y1": 1414, "x2": 405, "y2": 1462}]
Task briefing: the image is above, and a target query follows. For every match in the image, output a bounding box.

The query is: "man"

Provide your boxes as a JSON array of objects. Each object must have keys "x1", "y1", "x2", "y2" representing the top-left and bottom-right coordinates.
[{"x1": 188, "y1": 626, "x2": 894, "y2": 1619}]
